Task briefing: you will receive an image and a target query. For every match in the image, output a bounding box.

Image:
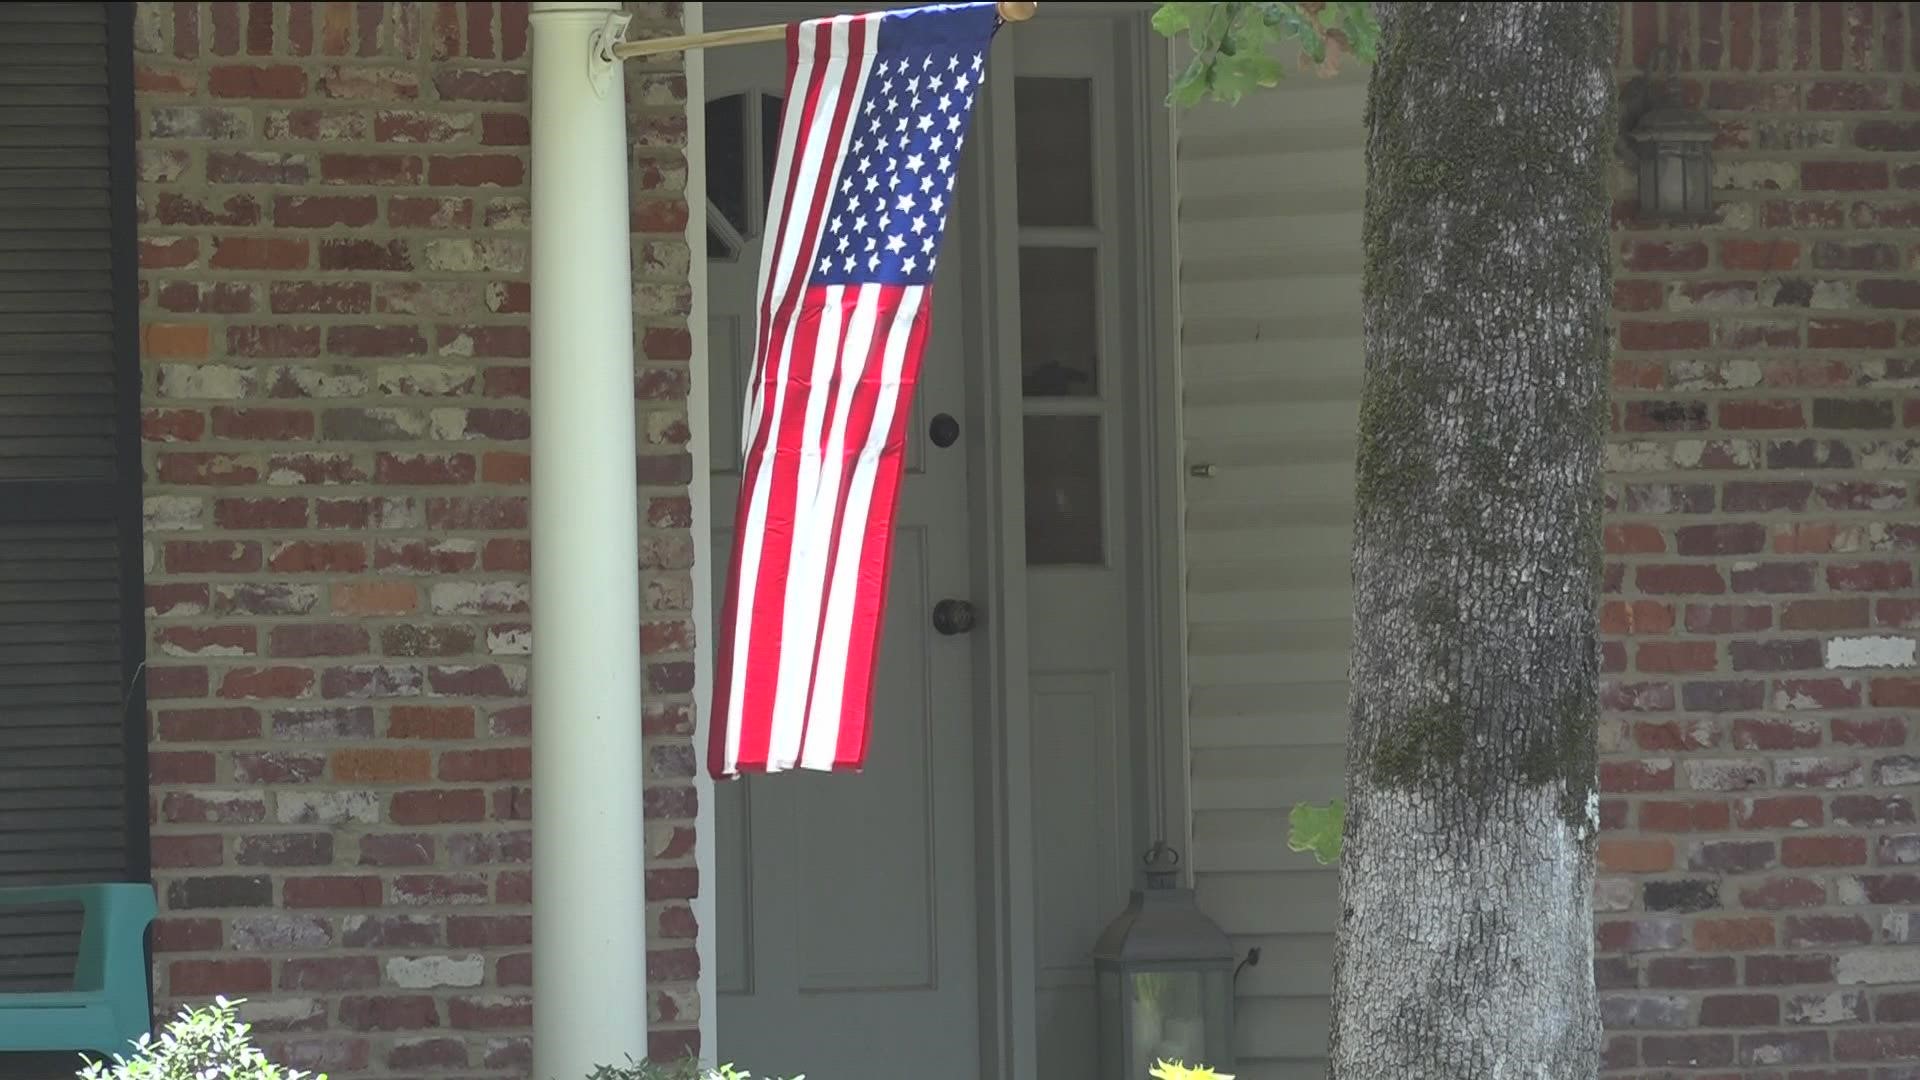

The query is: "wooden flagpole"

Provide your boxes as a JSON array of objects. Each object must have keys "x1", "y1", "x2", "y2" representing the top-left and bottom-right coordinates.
[{"x1": 609, "y1": 1, "x2": 1038, "y2": 59}]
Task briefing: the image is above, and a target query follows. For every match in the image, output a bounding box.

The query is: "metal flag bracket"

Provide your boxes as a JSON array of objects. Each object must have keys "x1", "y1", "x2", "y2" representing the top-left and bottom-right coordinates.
[{"x1": 588, "y1": 10, "x2": 633, "y2": 97}]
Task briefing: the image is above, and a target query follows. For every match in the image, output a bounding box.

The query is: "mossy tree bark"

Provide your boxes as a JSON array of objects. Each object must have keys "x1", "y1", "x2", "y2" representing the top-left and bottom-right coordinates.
[{"x1": 1330, "y1": 4, "x2": 1616, "y2": 1078}]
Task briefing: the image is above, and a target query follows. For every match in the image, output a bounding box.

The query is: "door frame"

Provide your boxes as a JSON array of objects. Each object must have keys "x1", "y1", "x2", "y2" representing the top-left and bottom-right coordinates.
[{"x1": 682, "y1": 6, "x2": 1186, "y2": 1075}]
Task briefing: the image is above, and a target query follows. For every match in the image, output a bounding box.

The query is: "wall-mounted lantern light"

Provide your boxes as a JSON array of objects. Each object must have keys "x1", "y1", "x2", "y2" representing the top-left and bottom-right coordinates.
[{"x1": 1629, "y1": 48, "x2": 1715, "y2": 222}]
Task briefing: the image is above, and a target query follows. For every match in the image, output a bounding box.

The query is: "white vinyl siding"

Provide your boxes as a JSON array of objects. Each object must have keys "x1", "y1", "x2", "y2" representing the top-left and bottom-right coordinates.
[{"x1": 1175, "y1": 66, "x2": 1368, "y2": 1080}]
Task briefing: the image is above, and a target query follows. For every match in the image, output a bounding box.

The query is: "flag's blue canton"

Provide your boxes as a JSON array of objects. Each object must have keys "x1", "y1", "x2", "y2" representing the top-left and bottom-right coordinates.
[{"x1": 809, "y1": 4, "x2": 997, "y2": 289}]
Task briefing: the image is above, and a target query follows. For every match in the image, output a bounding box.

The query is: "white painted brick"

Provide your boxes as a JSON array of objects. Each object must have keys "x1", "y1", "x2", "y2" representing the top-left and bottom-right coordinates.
[
  {"x1": 276, "y1": 789, "x2": 381, "y2": 826},
  {"x1": 144, "y1": 495, "x2": 206, "y2": 532},
  {"x1": 268, "y1": 365, "x2": 369, "y2": 398},
  {"x1": 1783, "y1": 991, "x2": 1865, "y2": 1026},
  {"x1": 1858, "y1": 440, "x2": 1920, "y2": 471},
  {"x1": 156, "y1": 364, "x2": 255, "y2": 400},
  {"x1": 230, "y1": 914, "x2": 332, "y2": 951},
  {"x1": 1716, "y1": 160, "x2": 1794, "y2": 192},
  {"x1": 239, "y1": 997, "x2": 326, "y2": 1028},
  {"x1": 386, "y1": 954, "x2": 486, "y2": 989},
  {"x1": 648, "y1": 984, "x2": 700, "y2": 1025},
  {"x1": 430, "y1": 580, "x2": 529, "y2": 616},
  {"x1": 421, "y1": 238, "x2": 525, "y2": 274},
  {"x1": 1669, "y1": 357, "x2": 1763, "y2": 390},
  {"x1": 1593, "y1": 877, "x2": 1635, "y2": 913},
  {"x1": 1879, "y1": 756, "x2": 1920, "y2": 786},
  {"x1": 484, "y1": 197, "x2": 529, "y2": 231},
  {"x1": 377, "y1": 364, "x2": 477, "y2": 397},
  {"x1": 1825, "y1": 635, "x2": 1917, "y2": 669},
  {"x1": 1884, "y1": 912, "x2": 1920, "y2": 944},
  {"x1": 1605, "y1": 442, "x2": 1673, "y2": 472},
  {"x1": 1836, "y1": 949, "x2": 1920, "y2": 985},
  {"x1": 428, "y1": 407, "x2": 470, "y2": 440}
]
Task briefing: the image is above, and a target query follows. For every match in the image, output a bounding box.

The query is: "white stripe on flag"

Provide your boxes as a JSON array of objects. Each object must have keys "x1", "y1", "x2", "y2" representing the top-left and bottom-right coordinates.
[{"x1": 801, "y1": 284, "x2": 925, "y2": 770}]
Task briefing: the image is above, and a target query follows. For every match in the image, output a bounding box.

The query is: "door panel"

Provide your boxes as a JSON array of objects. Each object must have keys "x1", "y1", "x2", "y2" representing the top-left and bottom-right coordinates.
[{"x1": 704, "y1": 22, "x2": 980, "y2": 1079}]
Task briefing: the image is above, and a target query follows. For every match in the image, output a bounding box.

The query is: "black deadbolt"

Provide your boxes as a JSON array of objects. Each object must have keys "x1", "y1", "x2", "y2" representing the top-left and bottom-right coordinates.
[{"x1": 929, "y1": 413, "x2": 960, "y2": 448}]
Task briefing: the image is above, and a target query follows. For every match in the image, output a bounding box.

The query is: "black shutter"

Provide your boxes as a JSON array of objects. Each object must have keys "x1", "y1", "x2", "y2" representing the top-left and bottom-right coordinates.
[{"x1": 0, "y1": 1, "x2": 147, "y2": 992}]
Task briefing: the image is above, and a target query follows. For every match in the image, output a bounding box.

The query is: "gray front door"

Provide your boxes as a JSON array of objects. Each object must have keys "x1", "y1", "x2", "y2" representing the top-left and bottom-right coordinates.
[
  {"x1": 997, "y1": 15, "x2": 1151, "y2": 1079},
  {"x1": 703, "y1": 28, "x2": 982, "y2": 1080}
]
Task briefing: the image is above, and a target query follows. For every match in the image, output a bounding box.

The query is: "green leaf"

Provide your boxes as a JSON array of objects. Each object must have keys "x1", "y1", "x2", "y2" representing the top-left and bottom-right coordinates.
[
  {"x1": 1151, "y1": 2, "x2": 1199, "y2": 36},
  {"x1": 1222, "y1": 50, "x2": 1284, "y2": 93},
  {"x1": 1166, "y1": 52, "x2": 1207, "y2": 106},
  {"x1": 1170, "y1": 74, "x2": 1211, "y2": 108},
  {"x1": 1299, "y1": 29, "x2": 1325, "y2": 64},
  {"x1": 1155, "y1": 1, "x2": 1378, "y2": 106},
  {"x1": 1287, "y1": 800, "x2": 1345, "y2": 865}
]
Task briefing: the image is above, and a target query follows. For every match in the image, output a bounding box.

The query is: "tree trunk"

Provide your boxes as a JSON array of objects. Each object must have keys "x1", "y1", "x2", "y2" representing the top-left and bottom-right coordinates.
[{"x1": 1329, "y1": 4, "x2": 1616, "y2": 1078}]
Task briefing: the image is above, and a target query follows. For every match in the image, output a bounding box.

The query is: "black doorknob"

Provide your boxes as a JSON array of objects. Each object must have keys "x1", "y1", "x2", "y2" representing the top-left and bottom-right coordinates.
[
  {"x1": 932, "y1": 598, "x2": 976, "y2": 635},
  {"x1": 930, "y1": 413, "x2": 960, "y2": 448}
]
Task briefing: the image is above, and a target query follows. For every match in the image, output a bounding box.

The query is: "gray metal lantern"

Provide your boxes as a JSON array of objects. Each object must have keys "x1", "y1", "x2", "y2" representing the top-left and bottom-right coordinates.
[
  {"x1": 1630, "y1": 102, "x2": 1717, "y2": 222},
  {"x1": 1093, "y1": 844, "x2": 1237, "y2": 1078}
]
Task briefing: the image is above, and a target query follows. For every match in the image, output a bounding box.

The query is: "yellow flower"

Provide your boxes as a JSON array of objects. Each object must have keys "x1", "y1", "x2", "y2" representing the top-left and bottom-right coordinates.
[{"x1": 1149, "y1": 1059, "x2": 1234, "y2": 1080}]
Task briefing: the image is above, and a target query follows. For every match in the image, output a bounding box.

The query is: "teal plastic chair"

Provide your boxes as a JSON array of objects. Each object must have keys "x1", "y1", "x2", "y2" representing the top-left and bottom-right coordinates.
[{"x1": 0, "y1": 884, "x2": 156, "y2": 1056}]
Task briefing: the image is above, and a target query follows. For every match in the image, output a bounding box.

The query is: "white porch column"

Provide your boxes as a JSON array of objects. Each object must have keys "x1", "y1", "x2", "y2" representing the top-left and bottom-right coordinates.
[{"x1": 529, "y1": 5, "x2": 648, "y2": 1078}]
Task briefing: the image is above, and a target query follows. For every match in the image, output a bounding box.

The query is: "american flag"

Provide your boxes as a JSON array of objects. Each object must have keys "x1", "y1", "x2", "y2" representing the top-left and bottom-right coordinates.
[{"x1": 709, "y1": 3, "x2": 1002, "y2": 778}]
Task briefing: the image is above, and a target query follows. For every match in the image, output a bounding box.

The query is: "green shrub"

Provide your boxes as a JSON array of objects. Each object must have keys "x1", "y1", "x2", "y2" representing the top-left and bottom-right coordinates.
[{"x1": 77, "y1": 997, "x2": 323, "y2": 1080}]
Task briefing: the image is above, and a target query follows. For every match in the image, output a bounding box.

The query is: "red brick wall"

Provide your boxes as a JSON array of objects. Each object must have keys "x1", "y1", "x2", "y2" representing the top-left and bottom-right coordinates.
[
  {"x1": 1601, "y1": 2, "x2": 1920, "y2": 1073},
  {"x1": 132, "y1": 3, "x2": 700, "y2": 1072}
]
